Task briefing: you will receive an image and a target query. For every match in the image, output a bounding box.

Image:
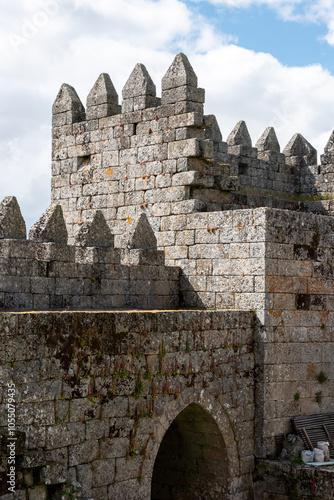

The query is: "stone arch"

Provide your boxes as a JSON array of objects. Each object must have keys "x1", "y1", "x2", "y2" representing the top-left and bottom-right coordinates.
[{"x1": 149, "y1": 390, "x2": 239, "y2": 499}]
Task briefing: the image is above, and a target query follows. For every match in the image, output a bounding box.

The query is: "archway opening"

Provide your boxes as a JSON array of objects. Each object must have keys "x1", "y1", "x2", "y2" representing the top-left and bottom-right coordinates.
[{"x1": 151, "y1": 403, "x2": 230, "y2": 499}]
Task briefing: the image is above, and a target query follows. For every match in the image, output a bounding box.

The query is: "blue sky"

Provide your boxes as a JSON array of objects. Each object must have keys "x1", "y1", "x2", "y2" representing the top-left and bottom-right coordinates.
[
  {"x1": 190, "y1": 0, "x2": 334, "y2": 69},
  {"x1": 1, "y1": 0, "x2": 334, "y2": 229},
  {"x1": 200, "y1": 2, "x2": 332, "y2": 70}
]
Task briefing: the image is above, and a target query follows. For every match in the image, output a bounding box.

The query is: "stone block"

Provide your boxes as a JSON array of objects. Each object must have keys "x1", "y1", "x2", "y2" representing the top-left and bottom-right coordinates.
[
  {"x1": 76, "y1": 463, "x2": 93, "y2": 491},
  {"x1": 172, "y1": 171, "x2": 214, "y2": 187},
  {"x1": 45, "y1": 423, "x2": 85, "y2": 450},
  {"x1": 169, "y1": 112, "x2": 203, "y2": 128},
  {"x1": 27, "y1": 486, "x2": 48, "y2": 500},
  {"x1": 69, "y1": 440, "x2": 100, "y2": 467},
  {"x1": 162, "y1": 84, "x2": 205, "y2": 105},
  {"x1": 40, "y1": 462, "x2": 67, "y2": 485},
  {"x1": 168, "y1": 139, "x2": 200, "y2": 159},
  {"x1": 99, "y1": 437, "x2": 129, "y2": 459}
]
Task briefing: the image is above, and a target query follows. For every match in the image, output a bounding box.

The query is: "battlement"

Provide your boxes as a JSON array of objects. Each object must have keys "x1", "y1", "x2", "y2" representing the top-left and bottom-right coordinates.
[
  {"x1": 0, "y1": 197, "x2": 179, "y2": 311},
  {"x1": 51, "y1": 53, "x2": 334, "y2": 246}
]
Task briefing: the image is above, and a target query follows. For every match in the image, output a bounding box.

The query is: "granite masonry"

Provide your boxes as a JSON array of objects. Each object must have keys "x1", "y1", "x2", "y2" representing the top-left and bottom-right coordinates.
[{"x1": 1, "y1": 53, "x2": 334, "y2": 499}]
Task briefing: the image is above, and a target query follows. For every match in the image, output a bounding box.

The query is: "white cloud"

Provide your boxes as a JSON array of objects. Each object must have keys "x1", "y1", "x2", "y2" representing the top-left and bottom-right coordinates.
[
  {"x1": 72, "y1": 0, "x2": 193, "y2": 47},
  {"x1": 193, "y1": 46, "x2": 334, "y2": 152},
  {"x1": 1, "y1": 0, "x2": 334, "y2": 229}
]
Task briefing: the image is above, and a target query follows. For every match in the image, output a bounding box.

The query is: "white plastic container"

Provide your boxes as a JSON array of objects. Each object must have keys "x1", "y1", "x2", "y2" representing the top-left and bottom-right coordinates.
[
  {"x1": 301, "y1": 450, "x2": 314, "y2": 463},
  {"x1": 313, "y1": 447, "x2": 325, "y2": 462},
  {"x1": 317, "y1": 441, "x2": 330, "y2": 461}
]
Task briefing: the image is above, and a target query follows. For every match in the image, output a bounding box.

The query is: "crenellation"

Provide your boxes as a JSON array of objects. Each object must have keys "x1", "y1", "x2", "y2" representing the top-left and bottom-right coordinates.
[
  {"x1": 162, "y1": 53, "x2": 198, "y2": 90},
  {"x1": 52, "y1": 83, "x2": 86, "y2": 126},
  {"x1": 122, "y1": 63, "x2": 159, "y2": 113},
  {"x1": 0, "y1": 206, "x2": 179, "y2": 312},
  {"x1": 29, "y1": 204, "x2": 68, "y2": 244},
  {"x1": 0, "y1": 196, "x2": 26, "y2": 240},
  {"x1": 256, "y1": 126, "x2": 280, "y2": 153},
  {"x1": 283, "y1": 132, "x2": 317, "y2": 166},
  {"x1": 86, "y1": 73, "x2": 121, "y2": 120},
  {"x1": 227, "y1": 120, "x2": 252, "y2": 148}
]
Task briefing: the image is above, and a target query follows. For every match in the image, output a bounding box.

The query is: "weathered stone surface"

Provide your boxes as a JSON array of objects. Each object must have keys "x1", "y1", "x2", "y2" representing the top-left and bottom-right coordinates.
[
  {"x1": 28, "y1": 485, "x2": 48, "y2": 500},
  {"x1": 162, "y1": 86, "x2": 205, "y2": 104},
  {"x1": 217, "y1": 176, "x2": 240, "y2": 191},
  {"x1": 87, "y1": 73, "x2": 119, "y2": 107},
  {"x1": 52, "y1": 83, "x2": 85, "y2": 123},
  {"x1": 321, "y1": 129, "x2": 334, "y2": 165},
  {"x1": 324, "y1": 129, "x2": 334, "y2": 154},
  {"x1": 75, "y1": 210, "x2": 114, "y2": 247},
  {"x1": 162, "y1": 52, "x2": 198, "y2": 90},
  {"x1": 29, "y1": 204, "x2": 67, "y2": 244},
  {"x1": 279, "y1": 434, "x2": 304, "y2": 460},
  {"x1": 283, "y1": 133, "x2": 317, "y2": 165},
  {"x1": 86, "y1": 73, "x2": 120, "y2": 119},
  {"x1": 204, "y1": 114, "x2": 223, "y2": 142},
  {"x1": 256, "y1": 127, "x2": 280, "y2": 152},
  {"x1": 0, "y1": 196, "x2": 26, "y2": 239},
  {"x1": 227, "y1": 120, "x2": 252, "y2": 147},
  {"x1": 0, "y1": 217, "x2": 178, "y2": 311},
  {"x1": 168, "y1": 138, "x2": 200, "y2": 158},
  {"x1": 122, "y1": 63, "x2": 156, "y2": 99},
  {"x1": 258, "y1": 460, "x2": 334, "y2": 500},
  {"x1": 172, "y1": 171, "x2": 214, "y2": 188},
  {"x1": 0, "y1": 310, "x2": 255, "y2": 499}
]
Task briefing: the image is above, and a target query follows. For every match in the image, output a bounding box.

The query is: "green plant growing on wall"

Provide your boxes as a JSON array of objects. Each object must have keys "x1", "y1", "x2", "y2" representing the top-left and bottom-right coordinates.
[
  {"x1": 113, "y1": 368, "x2": 129, "y2": 380},
  {"x1": 291, "y1": 457, "x2": 304, "y2": 464},
  {"x1": 316, "y1": 371, "x2": 328, "y2": 384},
  {"x1": 134, "y1": 378, "x2": 143, "y2": 399},
  {"x1": 159, "y1": 340, "x2": 166, "y2": 358},
  {"x1": 315, "y1": 391, "x2": 322, "y2": 404},
  {"x1": 185, "y1": 332, "x2": 191, "y2": 353},
  {"x1": 294, "y1": 392, "x2": 300, "y2": 401}
]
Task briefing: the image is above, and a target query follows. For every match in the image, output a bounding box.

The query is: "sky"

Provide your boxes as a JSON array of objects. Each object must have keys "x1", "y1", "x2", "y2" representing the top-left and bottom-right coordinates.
[{"x1": 1, "y1": 0, "x2": 334, "y2": 230}]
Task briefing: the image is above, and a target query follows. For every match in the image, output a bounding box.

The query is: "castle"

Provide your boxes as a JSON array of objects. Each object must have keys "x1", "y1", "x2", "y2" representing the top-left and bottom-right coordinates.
[{"x1": 1, "y1": 53, "x2": 334, "y2": 499}]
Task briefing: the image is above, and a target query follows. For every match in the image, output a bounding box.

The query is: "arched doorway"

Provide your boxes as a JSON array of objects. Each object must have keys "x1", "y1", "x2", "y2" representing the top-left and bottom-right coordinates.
[{"x1": 151, "y1": 403, "x2": 230, "y2": 499}]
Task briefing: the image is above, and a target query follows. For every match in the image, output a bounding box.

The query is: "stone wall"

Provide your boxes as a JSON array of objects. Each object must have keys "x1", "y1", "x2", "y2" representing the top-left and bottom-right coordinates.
[
  {"x1": 150, "y1": 206, "x2": 334, "y2": 458},
  {"x1": 256, "y1": 460, "x2": 334, "y2": 499},
  {"x1": 0, "y1": 310, "x2": 255, "y2": 500},
  {"x1": 256, "y1": 209, "x2": 334, "y2": 457},
  {"x1": 0, "y1": 199, "x2": 179, "y2": 312},
  {"x1": 156, "y1": 207, "x2": 266, "y2": 310},
  {"x1": 3, "y1": 197, "x2": 334, "y2": 465}
]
